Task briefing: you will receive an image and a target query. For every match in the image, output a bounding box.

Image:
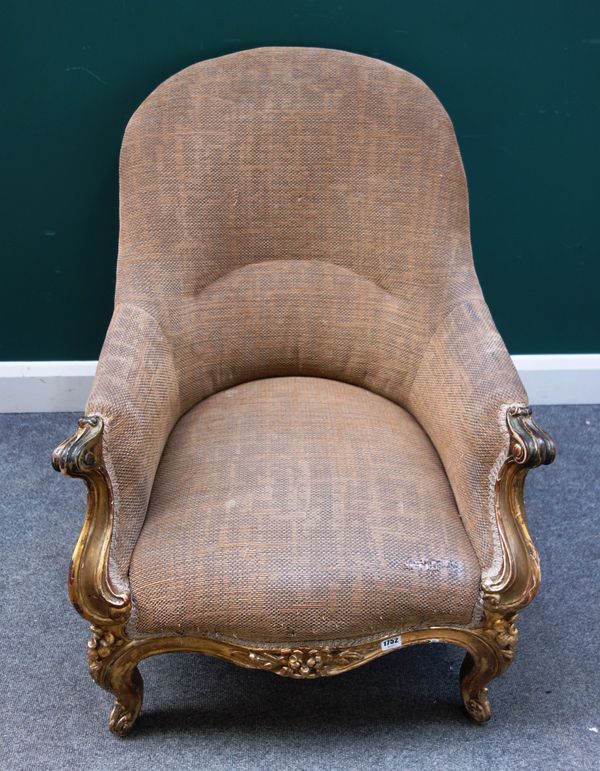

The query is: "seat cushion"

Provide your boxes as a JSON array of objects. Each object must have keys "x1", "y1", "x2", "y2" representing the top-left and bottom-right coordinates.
[{"x1": 129, "y1": 377, "x2": 481, "y2": 642}]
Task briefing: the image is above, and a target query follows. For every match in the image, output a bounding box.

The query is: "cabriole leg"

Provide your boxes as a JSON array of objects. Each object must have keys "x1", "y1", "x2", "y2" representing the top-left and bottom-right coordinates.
[
  {"x1": 460, "y1": 651, "x2": 494, "y2": 722},
  {"x1": 88, "y1": 625, "x2": 143, "y2": 736},
  {"x1": 107, "y1": 664, "x2": 143, "y2": 736},
  {"x1": 458, "y1": 611, "x2": 518, "y2": 723}
]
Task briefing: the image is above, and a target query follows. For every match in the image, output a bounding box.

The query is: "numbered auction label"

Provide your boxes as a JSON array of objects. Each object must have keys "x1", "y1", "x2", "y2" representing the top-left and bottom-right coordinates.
[{"x1": 381, "y1": 635, "x2": 402, "y2": 651}]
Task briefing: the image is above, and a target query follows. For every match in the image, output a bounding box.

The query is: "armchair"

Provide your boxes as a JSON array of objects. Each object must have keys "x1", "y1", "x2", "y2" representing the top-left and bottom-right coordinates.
[{"x1": 53, "y1": 47, "x2": 555, "y2": 735}]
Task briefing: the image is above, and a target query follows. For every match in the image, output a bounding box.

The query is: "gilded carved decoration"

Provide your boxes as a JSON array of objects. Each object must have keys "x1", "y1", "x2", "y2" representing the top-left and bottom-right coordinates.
[
  {"x1": 52, "y1": 405, "x2": 555, "y2": 735},
  {"x1": 231, "y1": 647, "x2": 365, "y2": 677}
]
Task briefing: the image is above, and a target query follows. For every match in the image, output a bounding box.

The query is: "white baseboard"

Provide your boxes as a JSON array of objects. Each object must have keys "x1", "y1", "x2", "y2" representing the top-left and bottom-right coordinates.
[
  {"x1": 0, "y1": 361, "x2": 97, "y2": 413},
  {"x1": 0, "y1": 355, "x2": 598, "y2": 412},
  {"x1": 512, "y1": 354, "x2": 600, "y2": 407}
]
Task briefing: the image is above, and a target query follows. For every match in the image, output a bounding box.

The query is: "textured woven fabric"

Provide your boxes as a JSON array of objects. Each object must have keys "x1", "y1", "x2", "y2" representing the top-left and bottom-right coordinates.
[
  {"x1": 85, "y1": 47, "x2": 529, "y2": 632},
  {"x1": 406, "y1": 299, "x2": 527, "y2": 578},
  {"x1": 86, "y1": 304, "x2": 181, "y2": 592},
  {"x1": 129, "y1": 377, "x2": 481, "y2": 641}
]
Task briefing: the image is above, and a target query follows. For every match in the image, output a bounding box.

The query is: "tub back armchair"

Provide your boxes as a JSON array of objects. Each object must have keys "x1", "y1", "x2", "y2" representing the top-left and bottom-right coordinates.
[{"x1": 53, "y1": 47, "x2": 555, "y2": 735}]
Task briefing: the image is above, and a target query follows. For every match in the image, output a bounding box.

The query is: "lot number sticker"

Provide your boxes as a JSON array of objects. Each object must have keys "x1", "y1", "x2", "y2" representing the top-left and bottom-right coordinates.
[{"x1": 381, "y1": 636, "x2": 402, "y2": 651}]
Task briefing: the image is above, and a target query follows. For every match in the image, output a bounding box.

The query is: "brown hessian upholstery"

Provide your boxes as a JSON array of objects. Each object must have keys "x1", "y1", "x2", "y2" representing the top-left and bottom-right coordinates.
[
  {"x1": 130, "y1": 376, "x2": 482, "y2": 640},
  {"x1": 54, "y1": 47, "x2": 555, "y2": 733}
]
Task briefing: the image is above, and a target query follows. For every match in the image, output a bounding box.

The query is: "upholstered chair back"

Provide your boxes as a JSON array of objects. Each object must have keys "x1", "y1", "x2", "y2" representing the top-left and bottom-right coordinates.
[{"x1": 113, "y1": 47, "x2": 481, "y2": 412}]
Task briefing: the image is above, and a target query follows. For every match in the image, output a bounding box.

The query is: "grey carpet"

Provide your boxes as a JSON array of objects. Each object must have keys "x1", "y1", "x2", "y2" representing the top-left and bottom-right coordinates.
[{"x1": 1, "y1": 406, "x2": 598, "y2": 770}]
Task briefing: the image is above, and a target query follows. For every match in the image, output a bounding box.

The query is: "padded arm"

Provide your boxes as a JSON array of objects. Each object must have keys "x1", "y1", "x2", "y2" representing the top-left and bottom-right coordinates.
[
  {"x1": 406, "y1": 297, "x2": 528, "y2": 580},
  {"x1": 86, "y1": 303, "x2": 182, "y2": 592}
]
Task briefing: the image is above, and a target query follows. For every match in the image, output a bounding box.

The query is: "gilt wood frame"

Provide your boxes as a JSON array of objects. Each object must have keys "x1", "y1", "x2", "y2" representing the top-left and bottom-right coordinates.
[{"x1": 52, "y1": 406, "x2": 555, "y2": 735}]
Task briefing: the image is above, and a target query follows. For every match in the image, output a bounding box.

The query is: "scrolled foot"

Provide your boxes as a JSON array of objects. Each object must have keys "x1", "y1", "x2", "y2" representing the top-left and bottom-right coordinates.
[
  {"x1": 463, "y1": 687, "x2": 491, "y2": 723},
  {"x1": 459, "y1": 651, "x2": 496, "y2": 724},
  {"x1": 109, "y1": 698, "x2": 141, "y2": 736}
]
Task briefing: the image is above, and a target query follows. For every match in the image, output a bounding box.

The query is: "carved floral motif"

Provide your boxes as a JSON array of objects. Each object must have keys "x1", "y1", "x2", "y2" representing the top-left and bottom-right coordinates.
[
  {"x1": 238, "y1": 646, "x2": 365, "y2": 678},
  {"x1": 486, "y1": 613, "x2": 518, "y2": 660},
  {"x1": 87, "y1": 625, "x2": 123, "y2": 682}
]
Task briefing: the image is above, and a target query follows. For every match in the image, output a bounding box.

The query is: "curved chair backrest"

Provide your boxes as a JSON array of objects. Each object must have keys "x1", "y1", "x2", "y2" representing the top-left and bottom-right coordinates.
[{"x1": 114, "y1": 47, "x2": 483, "y2": 410}]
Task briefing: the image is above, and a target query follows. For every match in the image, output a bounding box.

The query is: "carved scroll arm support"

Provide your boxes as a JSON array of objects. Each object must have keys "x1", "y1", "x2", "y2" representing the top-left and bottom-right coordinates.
[
  {"x1": 483, "y1": 405, "x2": 556, "y2": 613},
  {"x1": 52, "y1": 416, "x2": 131, "y2": 628}
]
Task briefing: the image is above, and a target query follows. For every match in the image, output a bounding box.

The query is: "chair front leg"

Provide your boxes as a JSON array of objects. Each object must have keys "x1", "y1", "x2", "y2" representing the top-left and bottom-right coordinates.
[
  {"x1": 460, "y1": 405, "x2": 555, "y2": 722},
  {"x1": 53, "y1": 416, "x2": 140, "y2": 735},
  {"x1": 459, "y1": 609, "x2": 518, "y2": 722}
]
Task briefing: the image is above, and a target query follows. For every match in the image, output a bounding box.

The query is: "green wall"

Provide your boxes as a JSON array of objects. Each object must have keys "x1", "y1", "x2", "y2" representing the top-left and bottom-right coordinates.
[{"x1": 2, "y1": 1, "x2": 599, "y2": 359}]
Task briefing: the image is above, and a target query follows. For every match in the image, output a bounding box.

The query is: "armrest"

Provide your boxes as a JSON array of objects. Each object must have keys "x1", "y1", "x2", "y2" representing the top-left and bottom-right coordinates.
[
  {"x1": 84, "y1": 303, "x2": 182, "y2": 593},
  {"x1": 406, "y1": 297, "x2": 531, "y2": 582}
]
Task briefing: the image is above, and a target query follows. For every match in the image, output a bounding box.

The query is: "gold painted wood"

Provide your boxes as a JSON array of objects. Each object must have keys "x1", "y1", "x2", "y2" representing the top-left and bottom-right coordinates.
[{"x1": 52, "y1": 406, "x2": 555, "y2": 735}]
